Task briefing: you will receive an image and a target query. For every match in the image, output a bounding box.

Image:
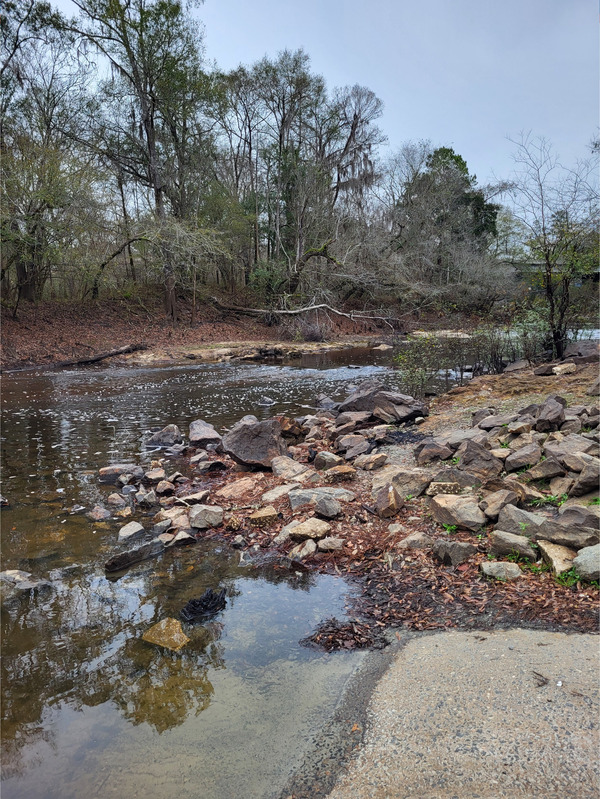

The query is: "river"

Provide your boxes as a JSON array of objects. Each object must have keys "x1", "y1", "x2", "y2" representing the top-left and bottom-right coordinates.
[{"x1": 1, "y1": 346, "x2": 420, "y2": 799}]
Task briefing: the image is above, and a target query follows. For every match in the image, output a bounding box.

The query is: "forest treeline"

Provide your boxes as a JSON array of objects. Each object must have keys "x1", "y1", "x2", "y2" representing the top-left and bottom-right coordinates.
[{"x1": 1, "y1": 0, "x2": 598, "y2": 356}]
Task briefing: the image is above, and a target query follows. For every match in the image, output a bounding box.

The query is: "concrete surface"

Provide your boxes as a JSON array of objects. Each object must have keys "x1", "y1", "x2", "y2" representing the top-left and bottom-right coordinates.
[{"x1": 327, "y1": 629, "x2": 599, "y2": 799}]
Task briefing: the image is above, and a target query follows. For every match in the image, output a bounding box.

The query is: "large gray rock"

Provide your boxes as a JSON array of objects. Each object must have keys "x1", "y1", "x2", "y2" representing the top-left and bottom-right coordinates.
[
  {"x1": 118, "y1": 521, "x2": 145, "y2": 542},
  {"x1": 558, "y1": 503, "x2": 600, "y2": 530},
  {"x1": 104, "y1": 538, "x2": 164, "y2": 572},
  {"x1": 414, "y1": 440, "x2": 454, "y2": 465},
  {"x1": 537, "y1": 540, "x2": 577, "y2": 575},
  {"x1": 478, "y1": 413, "x2": 518, "y2": 430},
  {"x1": 488, "y1": 530, "x2": 537, "y2": 561},
  {"x1": 314, "y1": 451, "x2": 345, "y2": 470},
  {"x1": 479, "y1": 489, "x2": 519, "y2": 520},
  {"x1": 271, "y1": 456, "x2": 312, "y2": 481},
  {"x1": 222, "y1": 419, "x2": 287, "y2": 468},
  {"x1": 337, "y1": 379, "x2": 427, "y2": 422},
  {"x1": 570, "y1": 458, "x2": 600, "y2": 496},
  {"x1": 288, "y1": 486, "x2": 355, "y2": 511},
  {"x1": 434, "y1": 428, "x2": 488, "y2": 451},
  {"x1": 454, "y1": 440, "x2": 503, "y2": 481},
  {"x1": 433, "y1": 539, "x2": 477, "y2": 566},
  {"x1": 145, "y1": 424, "x2": 183, "y2": 448},
  {"x1": 188, "y1": 504, "x2": 224, "y2": 529},
  {"x1": 496, "y1": 505, "x2": 545, "y2": 538},
  {"x1": 504, "y1": 444, "x2": 542, "y2": 472},
  {"x1": 543, "y1": 434, "x2": 598, "y2": 462},
  {"x1": 374, "y1": 484, "x2": 403, "y2": 518},
  {"x1": 536, "y1": 521, "x2": 599, "y2": 550},
  {"x1": 432, "y1": 466, "x2": 482, "y2": 489},
  {"x1": 523, "y1": 458, "x2": 565, "y2": 481},
  {"x1": 315, "y1": 496, "x2": 342, "y2": 519},
  {"x1": 572, "y1": 544, "x2": 600, "y2": 581},
  {"x1": 189, "y1": 419, "x2": 222, "y2": 448},
  {"x1": 389, "y1": 468, "x2": 432, "y2": 499},
  {"x1": 431, "y1": 494, "x2": 486, "y2": 531},
  {"x1": 535, "y1": 399, "x2": 565, "y2": 432}
]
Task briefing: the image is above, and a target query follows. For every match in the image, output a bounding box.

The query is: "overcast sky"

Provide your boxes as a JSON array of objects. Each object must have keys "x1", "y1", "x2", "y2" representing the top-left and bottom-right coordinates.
[{"x1": 196, "y1": 0, "x2": 598, "y2": 185}]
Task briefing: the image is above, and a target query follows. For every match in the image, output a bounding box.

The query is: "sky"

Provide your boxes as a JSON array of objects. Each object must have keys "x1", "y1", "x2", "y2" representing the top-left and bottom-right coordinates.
[{"x1": 195, "y1": 0, "x2": 598, "y2": 185}]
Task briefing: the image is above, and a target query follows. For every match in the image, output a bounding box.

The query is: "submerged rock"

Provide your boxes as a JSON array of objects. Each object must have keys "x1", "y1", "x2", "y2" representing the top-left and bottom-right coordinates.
[{"x1": 142, "y1": 618, "x2": 190, "y2": 651}]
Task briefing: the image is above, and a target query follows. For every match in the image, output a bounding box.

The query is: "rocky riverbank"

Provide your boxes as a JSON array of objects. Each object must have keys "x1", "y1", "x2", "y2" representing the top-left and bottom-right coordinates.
[{"x1": 7, "y1": 357, "x2": 598, "y2": 644}]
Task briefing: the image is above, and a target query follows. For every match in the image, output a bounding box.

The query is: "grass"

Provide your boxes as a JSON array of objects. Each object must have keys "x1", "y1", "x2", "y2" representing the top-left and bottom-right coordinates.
[
  {"x1": 588, "y1": 497, "x2": 600, "y2": 506},
  {"x1": 555, "y1": 568, "x2": 582, "y2": 588},
  {"x1": 529, "y1": 493, "x2": 568, "y2": 508}
]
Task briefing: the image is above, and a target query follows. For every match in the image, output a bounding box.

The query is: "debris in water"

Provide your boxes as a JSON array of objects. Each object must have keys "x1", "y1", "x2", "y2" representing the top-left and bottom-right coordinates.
[{"x1": 180, "y1": 588, "x2": 227, "y2": 623}]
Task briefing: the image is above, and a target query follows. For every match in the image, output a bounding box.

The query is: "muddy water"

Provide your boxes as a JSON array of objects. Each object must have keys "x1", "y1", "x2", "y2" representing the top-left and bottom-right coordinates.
[{"x1": 1, "y1": 347, "x2": 412, "y2": 799}]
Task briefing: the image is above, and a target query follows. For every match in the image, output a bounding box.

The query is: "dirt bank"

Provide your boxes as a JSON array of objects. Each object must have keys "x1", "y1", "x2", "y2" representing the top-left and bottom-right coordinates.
[{"x1": 0, "y1": 297, "x2": 392, "y2": 370}]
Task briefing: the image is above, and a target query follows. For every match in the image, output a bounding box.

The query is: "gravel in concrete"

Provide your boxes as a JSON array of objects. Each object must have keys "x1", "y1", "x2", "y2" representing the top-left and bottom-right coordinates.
[{"x1": 328, "y1": 629, "x2": 599, "y2": 799}]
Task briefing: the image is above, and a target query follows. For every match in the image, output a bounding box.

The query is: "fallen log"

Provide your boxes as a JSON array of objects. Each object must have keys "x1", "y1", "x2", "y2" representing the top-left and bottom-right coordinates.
[
  {"x1": 208, "y1": 297, "x2": 404, "y2": 331},
  {"x1": 2, "y1": 343, "x2": 148, "y2": 373}
]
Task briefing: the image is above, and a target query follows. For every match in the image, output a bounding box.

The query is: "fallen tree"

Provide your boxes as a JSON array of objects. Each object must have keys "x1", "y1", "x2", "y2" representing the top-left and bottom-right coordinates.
[
  {"x1": 209, "y1": 298, "x2": 405, "y2": 331},
  {"x1": 2, "y1": 343, "x2": 148, "y2": 373}
]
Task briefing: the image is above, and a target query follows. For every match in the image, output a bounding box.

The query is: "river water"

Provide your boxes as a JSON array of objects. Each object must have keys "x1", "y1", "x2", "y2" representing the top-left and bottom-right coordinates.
[{"x1": 0, "y1": 346, "x2": 419, "y2": 799}]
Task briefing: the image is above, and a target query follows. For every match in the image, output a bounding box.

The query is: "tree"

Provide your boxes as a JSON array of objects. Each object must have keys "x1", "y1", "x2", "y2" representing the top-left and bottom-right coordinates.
[
  {"x1": 508, "y1": 134, "x2": 599, "y2": 358},
  {"x1": 66, "y1": 0, "x2": 209, "y2": 322}
]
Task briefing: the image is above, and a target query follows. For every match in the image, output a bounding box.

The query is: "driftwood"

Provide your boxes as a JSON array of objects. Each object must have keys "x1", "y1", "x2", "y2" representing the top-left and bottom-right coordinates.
[
  {"x1": 2, "y1": 343, "x2": 148, "y2": 373},
  {"x1": 209, "y1": 297, "x2": 403, "y2": 330}
]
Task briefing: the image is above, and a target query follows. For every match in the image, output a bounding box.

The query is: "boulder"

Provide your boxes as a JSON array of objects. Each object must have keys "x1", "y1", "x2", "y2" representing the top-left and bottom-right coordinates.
[
  {"x1": 104, "y1": 538, "x2": 164, "y2": 572},
  {"x1": 537, "y1": 540, "x2": 577, "y2": 575},
  {"x1": 374, "y1": 484, "x2": 403, "y2": 518},
  {"x1": 572, "y1": 544, "x2": 600, "y2": 581},
  {"x1": 164, "y1": 531, "x2": 196, "y2": 547},
  {"x1": 432, "y1": 467, "x2": 482, "y2": 490},
  {"x1": 523, "y1": 459, "x2": 565, "y2": 481},
  {"x1": 118, "y1": 521, "x2": 145, "y2": 542},
  {"x1": 488, "y1": 530, "x2": 537, "y2": 561},
  {"x1": 337, "y1": 379, "x2": 427, "y2": 422},
  {"x1": 387, "y1": 467, "x2": 432, "y2": 499},
  {"x1": 496, "y1": 505, "x2": 545, "y2": 538},
  {"x1": 507, "y1": 416, "x2": 536, "y2": 436},
  {"x1": 222, "y1": 419, "x2": 287, "y2": 468},
  {"x1": 135, "y1": 489, "x2": 158, "y2": 507},
  {"x1": 533, "y1": 363, "x2": 556, "y2": 376},
  {"x1": 454, "y1": 440, "x2": 503, "y2": 481},
  {"x1": 471, "y1": 408, "x2": 495, "y2": 427},
  {"x1": 414, "y1": 440, "x2": 454, "y2": 465},
  {"x1": 535, "y1": 400, "x2": 565, "y2": 432},
  {"x1": 478, "y1": 413, "x2": 518, "y2": 430},
  {"x1": 177, "y1": 489, "x2": 210, "y2": 505},
  {"x1": 480, "y1": 561, "x2": 522, "y2": 580},
  {"x1": 504, "y1": 444, "x2": 542, "y2": 472},
  {"x1": 189, "y1": 419, "x2": 222, "y2": 448},
  {"x1": 430, "y1": 494, "x2": 486, "y2": 531},
  {"x1": 587, "y1": 376, "x2": 600, "y2": 396},
  {"x1": 558, "y1": 503, "x2": 600, "y2": 530},
  {"x1": 345, "y1": 440, "x2": 371, "y2": 460},
  {"x1": 432, "y1": 539, "x2": 477, "y2": 566},
  {"x1": 536, "y1": 520, "x2": 599, "y2": 550},
  {"x1": 543, "y1": 434, "x2": 598, "y2": 462},
  {"x1": 570, "y1": 458, "x2": 600, "y2": 496},
  {"x1": 335, "y1": 410, "x2": 372, "y2": 428},
  {"x1": 142, "y1": 618, "x2": 190, "y2": 652},
  {"x1": 188, "y1": 504, "x2": 224, "y2": 529},
  {"x1": 434, "y1": 428, "x2": 488, "y2": 450},
  {"x1": 145, "y1": 425, "x2": 182, "y2": 448},
  {"x1": 479, "y1": 489, "x2": 519, "y2": 520},
  {"x1": 107, "y1": 493, "x2": 127, "y2": 508}
]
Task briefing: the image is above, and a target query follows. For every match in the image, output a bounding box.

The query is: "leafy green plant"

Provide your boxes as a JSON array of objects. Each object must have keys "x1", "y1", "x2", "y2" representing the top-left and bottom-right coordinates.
[
  {"x1": 506, "y1": 551, "x2": 533, "y2": 564},
  {"x1": 405, "y1": 494, "x2": 414, "y2": 501},
  {"x1": 518, "y1": 522, "x2": 529, "y2": 532},
  {"x1": 519, "y1": 561, "x2": 550, "y2": 575},
  {"x1": 451, "y1": 456, "x2": 460, "y2": 465},
  {"x1": 442, "y1": 523, "x2": 458, "y2": 533},
  {"x1": 500, "y1": 442, "x2": 510, "y2": 449},
  {"x1": 555, "y1": 568, "x2": 581, "y2": 588},
  {"x1": 588, "y1": 497, "x2": 600, "y2": 506}
]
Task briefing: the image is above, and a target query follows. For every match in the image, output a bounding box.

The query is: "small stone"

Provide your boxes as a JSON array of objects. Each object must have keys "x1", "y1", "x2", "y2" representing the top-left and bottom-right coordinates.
[
  {"x1": 190, "y1": 452, "x2": 208, "y2": 464},
  {"x1": 156, "y1": 480, "x2": 175, "y2": 495},
  {"x1": 107, "y1": 493, "x2": 127, "y2": 507},
  {"x1": 118, "y1": 521, "x2": 145, "y2": 541},
  {"x1": 288, "y1": 539, "x2": 317, "y2": 559},
  {"x1": 354, "y1": 452, "x2": 388, "y2": 470},
  {"x1": 144, "y1": 468, "x2": 166, "y2": 483},
  {"x1": 479, "y1": 489, "x2": 519, "y2": 520},
  {"x1": 86, "y1": 505, "x2": 111, "y2": 521},
  {"x1": 164, "y1": 530, "x2": 196, "y2": 547},
  {"x1": 314, "y1": 451, "x2": 345, "y2": 470},
  {"x1": 232, "y1": 534, "x2": 246, "y2": 548},
  {"x1": 176, "y1": 490, "x2": 210, "y2": 505},
  {"x1": 480, "y1": 561, "x2": 522, "y2": 580},
  {"x1": 397, "y1": 532, "x2": 434, "y2": 550},
  {"x1": 374, "y1": 484, "x2": 403, "y2": 518},
  {"x1": 142, "y1": 618, "x2": 190, "y2": 652},
  {"x1": 433, "y1": 539, "x2": 477, "y2": 566},
  {"x1": 289, "y1": 518, "x2": 331, "y2": 541},
  {"x1": 426, "y1": 482, "x2": 462, "y2": 496},
  {"x1": 552, "y1": 362, "x2": 577, "y2": 376},
  {"x1": 317, "y1": 536, "x2": 345, "y2": 552},
  {"x1": 188, "y1": 504, "x2": 224, "y2": 529},
  {"x1": 248, "y1": 506, "x2": 278, "y2": 527},
  {"x1": 215, "y1": 476, "x2": 262, "y2": 500},
  {"x1": 261, "y1": 483, "x2": 300, "y2": 503},
  {"x1": 137, "y1": 489, "x2": 158, "y2": 507},
  {"x1": 326, "y1": 464, "x2": 357, "y2": 482},
  {"x1": 115, "y1": 507, "x2": 133, "y2": 518},
  {"x1": 315, "y1": 496, "x2": 342, "y2": 519}
]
